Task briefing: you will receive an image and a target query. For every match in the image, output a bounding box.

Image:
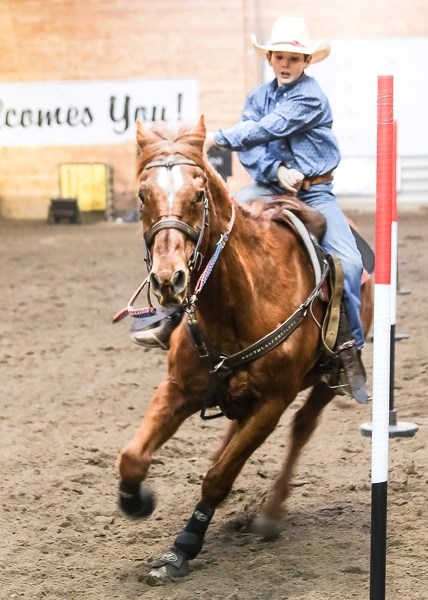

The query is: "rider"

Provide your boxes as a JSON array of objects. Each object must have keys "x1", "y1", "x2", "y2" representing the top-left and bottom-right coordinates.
[{"x1": 132, "y1": 16, "x2": 365, "y2": 361}]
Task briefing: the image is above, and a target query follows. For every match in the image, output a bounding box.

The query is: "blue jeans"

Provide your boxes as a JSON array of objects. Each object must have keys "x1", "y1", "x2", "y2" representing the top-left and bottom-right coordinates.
[{"x1": 236, "y1": 182, "x2": 364, "y2": 349}]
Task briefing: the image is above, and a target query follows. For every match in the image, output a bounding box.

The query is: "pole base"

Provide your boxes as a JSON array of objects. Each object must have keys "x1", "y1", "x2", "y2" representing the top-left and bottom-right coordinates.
[
  {"x1": 360, "y1": 421, "x2": 419, "y2": 438},
  {"x1": 368, "y1": 331, "x2": 410, "y2": 343},
  {"x1": 397, "y1": 288, "x2": 411, "y2": 296},
  {"x1": 394, "y1": 332, "x2": 410, "y2": 341}
]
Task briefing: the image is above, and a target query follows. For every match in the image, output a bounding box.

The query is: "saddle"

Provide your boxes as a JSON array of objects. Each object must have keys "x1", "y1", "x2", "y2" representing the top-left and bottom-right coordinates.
[
  {"x1": 248, "y1": 196, "x2": 327, "y2": 240},
  {"x1": 267, "y1": 198, "x2": 373, "y2": 403}
]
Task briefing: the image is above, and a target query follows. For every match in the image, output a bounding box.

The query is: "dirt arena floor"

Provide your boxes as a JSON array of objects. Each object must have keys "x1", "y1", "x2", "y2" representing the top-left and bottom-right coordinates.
[{"x1": 1, "y1": 207, "x2": 427, "y2": 600}]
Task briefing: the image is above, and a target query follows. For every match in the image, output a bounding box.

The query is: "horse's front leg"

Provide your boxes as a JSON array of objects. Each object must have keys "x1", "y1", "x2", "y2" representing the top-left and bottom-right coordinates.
[
  {"x1": 148, "y1": 397, "x2": 287, "y2": 583},
  {"x1": 117, "y1": 379, "x2": 199, "y2": 518}
]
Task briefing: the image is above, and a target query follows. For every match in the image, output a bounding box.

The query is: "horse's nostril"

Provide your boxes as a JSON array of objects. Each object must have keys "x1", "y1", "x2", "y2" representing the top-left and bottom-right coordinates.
[
  {"x1": 173, "y1": 270, "x2": 186, "y2": 294},
  {"x1": 150, "y1": 272, "x2": 161, "y2": 293},
  {"x1": 150, "y1": 270, "x2": 186, "y2": 297}
]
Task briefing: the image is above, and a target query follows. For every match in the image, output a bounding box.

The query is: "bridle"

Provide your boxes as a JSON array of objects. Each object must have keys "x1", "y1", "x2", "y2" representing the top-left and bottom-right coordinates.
[
  {"x1": 112, "y1": 156, "x2": 235, "y2": 323},
  {"x1": 142, "y1": 158, "x2": 210, "y2": 274}
]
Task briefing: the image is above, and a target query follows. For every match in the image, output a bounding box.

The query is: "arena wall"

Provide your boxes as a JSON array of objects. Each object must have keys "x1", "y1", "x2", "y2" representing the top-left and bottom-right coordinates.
[{"x1": 1, "y1": 0, "x2": 427, "y2": 219}]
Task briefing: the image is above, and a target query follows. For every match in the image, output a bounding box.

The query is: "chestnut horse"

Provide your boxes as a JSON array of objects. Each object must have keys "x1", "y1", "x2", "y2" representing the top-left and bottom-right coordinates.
[{"x1": 117, "y1": 117, "x2": 373, "y2": 582}]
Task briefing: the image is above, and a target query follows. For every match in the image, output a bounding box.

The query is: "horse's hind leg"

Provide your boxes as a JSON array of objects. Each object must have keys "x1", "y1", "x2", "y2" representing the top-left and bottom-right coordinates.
[
  {"x1": 256, "y1": 381, "x2": 335, "y2": 537},
  {"x1": 211, "y1": 420, "x2": 239, "y2": 463}
]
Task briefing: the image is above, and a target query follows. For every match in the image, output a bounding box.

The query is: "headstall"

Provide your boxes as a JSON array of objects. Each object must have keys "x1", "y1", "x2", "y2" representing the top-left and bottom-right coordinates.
[{"x1": 142, "y1": 158, "x2": 210, "y2": 274}]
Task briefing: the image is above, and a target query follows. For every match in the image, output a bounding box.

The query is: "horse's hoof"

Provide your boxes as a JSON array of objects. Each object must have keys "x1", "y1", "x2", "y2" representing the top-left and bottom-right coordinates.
[
  {"x1": 146, "y1": 548, "x2": 189, "y2": 585},
  {"x1": 118, "y1": 481, "x2": 156, "y2": 518},
  {"x1": 251, "y1": 514, "x2": 281, "y2": 540},
  {"x1": 146, "y1": 566, "x2": 181, "y2": 586}
]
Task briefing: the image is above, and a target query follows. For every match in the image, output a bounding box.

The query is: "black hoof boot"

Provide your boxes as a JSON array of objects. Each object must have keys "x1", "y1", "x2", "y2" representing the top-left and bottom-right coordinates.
[
  {"x1": 147, "y1": 548, "x2": 190, "y2": 584},
  {"x1": 118, "y1": 481, "x2": 156, "y2": 518}
]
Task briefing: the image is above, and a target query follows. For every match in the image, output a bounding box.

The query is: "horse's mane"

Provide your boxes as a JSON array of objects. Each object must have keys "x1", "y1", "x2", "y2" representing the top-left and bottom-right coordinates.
[{"x1": 137, "y1": 122, "x2": 210, "y2": 177}]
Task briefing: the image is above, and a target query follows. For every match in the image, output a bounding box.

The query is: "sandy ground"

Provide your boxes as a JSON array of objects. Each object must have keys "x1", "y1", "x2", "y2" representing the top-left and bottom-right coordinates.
[{"x1": 1, "y1": 208, "x2": 427, "y2": 600}]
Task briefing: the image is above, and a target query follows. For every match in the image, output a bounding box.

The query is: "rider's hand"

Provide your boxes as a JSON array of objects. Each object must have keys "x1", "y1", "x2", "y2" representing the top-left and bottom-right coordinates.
[{"x1": 277, "y1": 165, "x2": 304, "y2": 194}]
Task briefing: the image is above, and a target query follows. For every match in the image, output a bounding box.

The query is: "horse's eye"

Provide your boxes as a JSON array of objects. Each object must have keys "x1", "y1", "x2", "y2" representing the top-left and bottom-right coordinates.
[
  {"x1": 195, "y1": 190, "x2": 205, "y2": 203},
  {"x1": 138, "y1": 190, "x2": 146, "y2": 204}
]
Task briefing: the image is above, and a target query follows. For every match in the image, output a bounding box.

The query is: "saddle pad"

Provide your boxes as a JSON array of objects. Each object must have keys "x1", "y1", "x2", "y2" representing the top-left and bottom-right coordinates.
[{"x1": 351, "y1": 227, "x2": 375, "y2": 274}]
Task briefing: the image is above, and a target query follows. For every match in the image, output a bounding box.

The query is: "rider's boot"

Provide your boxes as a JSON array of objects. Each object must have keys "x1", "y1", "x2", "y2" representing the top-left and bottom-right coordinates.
[
  {"x1": 334, "y1": 305, "x2": 369, "y2": 404},
  {"x1": 130, "y1": 307, "x2": 184, "y2": 350}
]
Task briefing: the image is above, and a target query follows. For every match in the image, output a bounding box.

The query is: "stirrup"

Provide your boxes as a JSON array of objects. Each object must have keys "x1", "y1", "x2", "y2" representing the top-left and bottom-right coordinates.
[{"x1": 130, "y1": 307, "x2": 184, "y2": 350}]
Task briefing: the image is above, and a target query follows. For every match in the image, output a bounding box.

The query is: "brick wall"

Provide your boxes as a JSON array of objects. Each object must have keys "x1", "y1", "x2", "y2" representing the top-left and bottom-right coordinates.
[{"x1": 1, "y1": 0, "x2": 427, "y2": 218}]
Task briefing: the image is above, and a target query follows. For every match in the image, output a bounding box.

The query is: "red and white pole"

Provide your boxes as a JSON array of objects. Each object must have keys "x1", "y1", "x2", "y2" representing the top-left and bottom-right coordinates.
[
  {"x1": 370, "y1": 74, "x2": 394, "y2": 600},
  {"x1": 362, "y1": 77, "x2": 419, "y2": 598},
  {"x1": 389, "y1": 121, "x2": 398, "y2": 415},
  {"x1": 388, "y1": 124, "x2": 418, "y2": 436}
]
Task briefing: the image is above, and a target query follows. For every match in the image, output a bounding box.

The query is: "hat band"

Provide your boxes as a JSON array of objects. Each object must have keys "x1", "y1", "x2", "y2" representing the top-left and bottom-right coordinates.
[{"x1": 271, "y1": 40, "x2": 306, "y2": 48}]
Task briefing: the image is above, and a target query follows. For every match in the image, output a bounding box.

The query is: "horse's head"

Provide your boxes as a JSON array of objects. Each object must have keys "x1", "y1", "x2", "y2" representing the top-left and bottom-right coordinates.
[{"x1": 136, "y1": 117, "x2": 209, "y2": 307}]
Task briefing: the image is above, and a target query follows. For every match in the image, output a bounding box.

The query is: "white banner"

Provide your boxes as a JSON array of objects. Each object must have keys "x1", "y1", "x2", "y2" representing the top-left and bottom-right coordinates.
[{"x1": 0, "y1": 79, "x2": 199, "y2": 147}]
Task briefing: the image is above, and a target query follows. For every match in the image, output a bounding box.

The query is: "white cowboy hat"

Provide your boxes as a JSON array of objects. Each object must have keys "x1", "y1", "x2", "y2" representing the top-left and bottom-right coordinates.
[{"x1": 251, "y1": 16, "x2": 330, "y2": 64}]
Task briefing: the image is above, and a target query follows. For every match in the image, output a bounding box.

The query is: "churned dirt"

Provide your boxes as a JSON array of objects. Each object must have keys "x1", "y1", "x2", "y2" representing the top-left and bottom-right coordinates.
[{"x1": 1, "y1": 208, "x2": 427, "y2": 600}]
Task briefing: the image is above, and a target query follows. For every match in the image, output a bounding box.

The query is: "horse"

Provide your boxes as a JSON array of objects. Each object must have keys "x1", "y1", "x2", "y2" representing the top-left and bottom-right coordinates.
[{"x1": 116, "y1": 116, "x2": 374, "y2": 583}]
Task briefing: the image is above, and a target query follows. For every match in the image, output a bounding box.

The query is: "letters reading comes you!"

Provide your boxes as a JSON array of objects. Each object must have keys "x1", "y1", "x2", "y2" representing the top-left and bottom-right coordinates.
[{"x1": 0, "y1": 100, "x2": 93, "y2": 129}]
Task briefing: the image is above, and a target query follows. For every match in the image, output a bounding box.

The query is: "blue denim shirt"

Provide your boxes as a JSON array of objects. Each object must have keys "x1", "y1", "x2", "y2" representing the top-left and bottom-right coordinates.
[{"x1": 215, "y1": 73, "x2": 340, "y2": 185}]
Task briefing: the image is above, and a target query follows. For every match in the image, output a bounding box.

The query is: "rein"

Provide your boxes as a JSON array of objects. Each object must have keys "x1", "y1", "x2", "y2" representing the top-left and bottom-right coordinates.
[{"x1": 191, "y1": 204, "x2": 235, "y2": 301}]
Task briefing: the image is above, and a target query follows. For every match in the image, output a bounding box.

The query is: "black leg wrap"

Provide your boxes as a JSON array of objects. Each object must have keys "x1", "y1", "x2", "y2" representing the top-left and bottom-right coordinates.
[
  {"x1": 174, "y1": 501, "x2": 215, "y2": 559},
  {"x1": 118, "y1": 480, "x2": 156, "y2": 518}
]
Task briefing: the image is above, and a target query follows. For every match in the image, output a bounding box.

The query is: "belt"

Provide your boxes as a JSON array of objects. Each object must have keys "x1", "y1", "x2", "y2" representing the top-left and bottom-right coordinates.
[{"x1": 301, "y1": 171, "x2": 334, "y2": 191}]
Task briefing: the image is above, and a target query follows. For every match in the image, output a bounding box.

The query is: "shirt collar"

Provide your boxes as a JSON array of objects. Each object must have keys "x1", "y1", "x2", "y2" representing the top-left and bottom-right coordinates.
[{"x1": 268, "y1": 73, "x2": 307, "y2": 98}]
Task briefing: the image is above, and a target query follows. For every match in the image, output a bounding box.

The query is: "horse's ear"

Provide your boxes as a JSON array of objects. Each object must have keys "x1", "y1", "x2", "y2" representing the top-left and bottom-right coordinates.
[
  {"x1": 195, "y1": 115, "x2": 206, "y2": 136},
  {"x1": 136, "y1": 119, "x2": 147, "y2": 149},
  {"x1": 193, "y1": 115, "x2": 207, "y2": 141},
  {"x1": 186, "y1": 115, "x2": 206, "y2": 153},
  {"x1": 136, "y1": 119, "x2": 157, "y2": 151}
]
